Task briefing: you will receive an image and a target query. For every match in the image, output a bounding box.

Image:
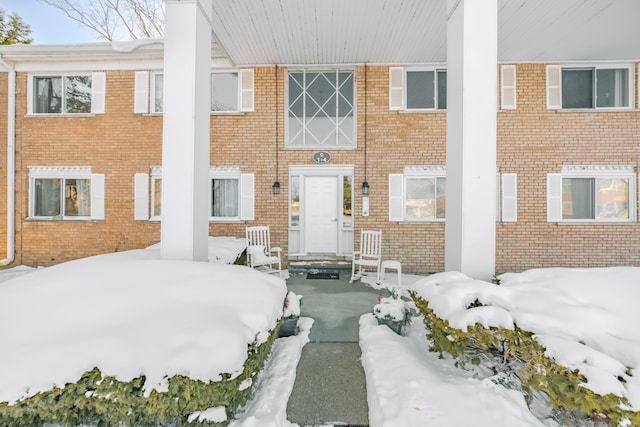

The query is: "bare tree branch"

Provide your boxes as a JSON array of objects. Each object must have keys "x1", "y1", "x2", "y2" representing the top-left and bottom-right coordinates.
[{"x1": 38, "y1": 0, "x2": 163, "y2": 42}]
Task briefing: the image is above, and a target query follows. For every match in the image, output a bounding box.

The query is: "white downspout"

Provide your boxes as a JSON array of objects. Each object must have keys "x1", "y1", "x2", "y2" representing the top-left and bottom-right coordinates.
[{"x1": 0, "y1": 56, "x2": 15, "y2": 266}]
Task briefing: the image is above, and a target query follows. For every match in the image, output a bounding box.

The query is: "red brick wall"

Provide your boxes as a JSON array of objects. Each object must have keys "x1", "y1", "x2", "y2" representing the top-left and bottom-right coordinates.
[
  {"x1": 2, "y1": 63, "x2": 639, "y2": 272},
  {"x1": 496, "y1": 63, "x2": 640, "y2": 272}
]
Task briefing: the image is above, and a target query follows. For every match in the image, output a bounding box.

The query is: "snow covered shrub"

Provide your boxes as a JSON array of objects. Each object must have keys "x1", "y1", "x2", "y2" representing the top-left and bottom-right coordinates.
[
  {"x1": 411, "y1": 293, "x2": 639, "y2": 427},
  {"x1": 0, "y1": 324, "x2": 281, "y2": 427}
]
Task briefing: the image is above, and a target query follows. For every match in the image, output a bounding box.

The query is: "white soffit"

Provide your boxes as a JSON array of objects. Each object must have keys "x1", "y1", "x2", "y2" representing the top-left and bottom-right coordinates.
[
  {"x1": 210, "y1": 0, "x2": 640, "y2": 65},
  {"x1": 210, "y1": 0, "x2": 447, "y2": 65}
]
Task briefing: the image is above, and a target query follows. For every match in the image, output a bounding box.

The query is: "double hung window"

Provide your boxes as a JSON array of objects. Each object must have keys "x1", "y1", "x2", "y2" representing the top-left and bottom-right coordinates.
[
  {"x1": 28, "y1": 167, "x2": 105, "y2": 220},
  {"x1": 286, "y1": 69, "x2": 356, "y2": 147},
  {"x1": 133, "y1": 167, "x2": 254, "y2": 222},
  {"x1": 30, "y1": 73, "x2": 106, "y2": 115},
  {"x1": 547, "y1": 166, "x2": 635, "y2": 222},
  {"x1": 389, "y1": 67, "x2": 447, "y2": 111},
  {"x1": 389, "y1": 167, "x2": 446, "y2": 222},
  {"x1": 547, "y1": 65, "x2": 632, "y2": 109},
  {"x1": 134, "y1": 70, "x2": 254, "y2": 114},
  {"x1": 389, "y1": 167, "x2": 517, "y2": 223}
]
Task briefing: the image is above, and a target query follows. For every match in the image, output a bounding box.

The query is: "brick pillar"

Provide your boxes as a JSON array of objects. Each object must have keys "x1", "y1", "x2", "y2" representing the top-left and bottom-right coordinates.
[
  {"x1": 160, "y1": 0, "x2": 212, "y2": 261},
  {"x1": 445, "y1": 0, "x2": 498, "y2": 280}
]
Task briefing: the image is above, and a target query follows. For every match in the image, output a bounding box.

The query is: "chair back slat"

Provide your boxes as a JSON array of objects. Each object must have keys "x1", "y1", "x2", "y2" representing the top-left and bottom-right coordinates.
[
  {"x1": 246, "y1": 225, "x2": 271, "y2": 251},
  {"x1": 359, "y1": 229, "x2": 381, "y2": 258}
]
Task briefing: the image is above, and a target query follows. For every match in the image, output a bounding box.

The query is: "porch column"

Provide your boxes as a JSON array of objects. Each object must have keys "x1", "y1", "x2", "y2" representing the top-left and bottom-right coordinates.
[
  {"x1": 444, "y1": 0, "x2": 498, "y2": 280},
  {"x1": 160, "y1": 0, "x2": 212, "y2": 261}
]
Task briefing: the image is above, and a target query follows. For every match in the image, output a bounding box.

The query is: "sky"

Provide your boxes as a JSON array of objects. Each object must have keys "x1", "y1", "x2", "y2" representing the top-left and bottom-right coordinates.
[{"x1": 0, "y1": 0, "x2": 99, "y2": 44}]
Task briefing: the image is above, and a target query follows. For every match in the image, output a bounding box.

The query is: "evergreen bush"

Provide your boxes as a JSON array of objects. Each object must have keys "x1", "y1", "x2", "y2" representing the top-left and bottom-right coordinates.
[
  {"x1": 411, "y1": 293, "x2": 639, "y2": 427},
  {"x1": 0, "y1": 321, "x2": 281, "y2": 427}
]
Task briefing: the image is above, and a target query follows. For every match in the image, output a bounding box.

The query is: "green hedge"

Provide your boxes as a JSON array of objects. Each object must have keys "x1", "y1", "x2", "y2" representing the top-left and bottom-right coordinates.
[
  {"x1": 0, "y1": 321, "x2": 281, "y2": 427},
  {"x1": 411, "y1": 293, "x2": 639, "y2": 427}
]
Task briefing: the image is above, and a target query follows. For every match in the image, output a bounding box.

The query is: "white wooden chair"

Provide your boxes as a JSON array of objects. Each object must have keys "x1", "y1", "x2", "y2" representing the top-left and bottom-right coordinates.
[
  {"x1": 350, "y1": 229, "x2": 382, "y2": 282},
  {"x1": 246, "y1": 226, "x2": 282, "y2": 278}
]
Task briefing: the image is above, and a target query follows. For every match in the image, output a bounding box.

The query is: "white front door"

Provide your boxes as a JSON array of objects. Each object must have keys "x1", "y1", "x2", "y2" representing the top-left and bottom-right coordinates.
[{"x1": 305, "y1": 176, "x2": 338, "y2": 253}]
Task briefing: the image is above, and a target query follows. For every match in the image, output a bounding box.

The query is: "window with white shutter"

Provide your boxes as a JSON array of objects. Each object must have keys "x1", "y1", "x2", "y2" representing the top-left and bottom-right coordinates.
[
  {"x1": 547, "y1": 166, "x2": 635, "y2": 222},
  {"x1": 29, "y1": 73, "x2": 105, "y2": 115},
  {"x1": 547, "y1": 64, "x2": 632, "y2": 110},
  {"x1": 27, "y1": 166, "x2": 104, "y2": 220}
]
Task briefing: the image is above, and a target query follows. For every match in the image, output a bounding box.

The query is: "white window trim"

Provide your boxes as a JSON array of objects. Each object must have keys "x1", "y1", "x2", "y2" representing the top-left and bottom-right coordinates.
[
  {"x1": 150, "y1": 70, "x2": 164, "y2": 114},
  {"x1": 27, "y1": 72, "x2": 106, "y2": 116},
  {"x1": 209, "y1": 166, "x2": 254, "y2": 222},
  {"x1": 546, "y1": 64, "x2": 635, "y2": 111},
  {"x1": 28, "y1": 166, "x2": 104, "y2": 220},
  {"x1": 285, "y1": 68, "x2": 357, "y2": 148},
  {"x1": 150, "y1": 166, "x2": 162, "y2": 221},
  {"x1": 547, "y1": 165, "x2": 636, "y2": 223}
]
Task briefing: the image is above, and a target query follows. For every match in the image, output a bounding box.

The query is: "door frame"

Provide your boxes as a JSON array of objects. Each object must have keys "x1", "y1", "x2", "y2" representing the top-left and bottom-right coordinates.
[{"x1": 288, "y1": 165, "x2": 354, "y2": 256}]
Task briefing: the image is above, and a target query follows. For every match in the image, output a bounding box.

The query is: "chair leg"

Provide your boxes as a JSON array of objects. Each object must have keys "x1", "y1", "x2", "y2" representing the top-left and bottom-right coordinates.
[{"x1": 350, "y1": 261, "x2": 356, "y2": 283}]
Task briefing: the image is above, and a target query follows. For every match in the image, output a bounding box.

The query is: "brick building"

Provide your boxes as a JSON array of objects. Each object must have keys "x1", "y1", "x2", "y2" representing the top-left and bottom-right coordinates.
[{"x1": 0, "y1": 0, "x2": 639, "y2": 274}]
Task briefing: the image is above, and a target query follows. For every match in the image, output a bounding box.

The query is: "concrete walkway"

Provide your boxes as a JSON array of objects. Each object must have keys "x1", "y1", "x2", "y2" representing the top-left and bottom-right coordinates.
[{"x1": 285, "y1": 270, "x2": 379, "y2": 426}]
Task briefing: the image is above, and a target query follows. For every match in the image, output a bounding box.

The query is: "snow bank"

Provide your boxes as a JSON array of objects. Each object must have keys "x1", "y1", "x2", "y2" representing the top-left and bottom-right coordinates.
[
  {"x1": 0, "y1": 249, "x2": 286, "y2": 404},
  {"x1": 360, "y1": 313, "x2": 544, "y2": 427},
  {"x1": 412, "y1": 268, "x2": 640, "y2": 409}
]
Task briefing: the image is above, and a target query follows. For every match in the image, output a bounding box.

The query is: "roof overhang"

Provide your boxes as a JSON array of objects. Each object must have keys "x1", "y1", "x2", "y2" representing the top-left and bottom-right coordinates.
[
  {"x1": 1, "y1": 0, "x2": 639, "y2": 67},
  {"x1": 209, "y1": 0, "x2": 640, "y2": 65}
]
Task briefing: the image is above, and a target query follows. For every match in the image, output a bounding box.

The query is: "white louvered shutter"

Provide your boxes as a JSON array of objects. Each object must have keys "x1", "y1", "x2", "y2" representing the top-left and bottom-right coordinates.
[
  {"x1": 388, "y1": 174, "x2": 404, "y2": 221},
  {"x1": 90, "y1": 173, "x2": 105, "y2": 220},
  {"x1": 133, "y1": 71, "x2": 149, "y2": 114},
  {"x1": 546, "y1": 65, "x2": 562, "y2": 109},
  {"x1": 547, "y1": 173, "x2": 563, "y2": 221},
  {"x1": 389, "y1": 67, "x2": 404, "y2": 111},
  {"x1": 134, "y1": 173, "x2": 150, "y2": 220},
  {"x1": 91, "y1": 72, "x2": 106, "y2": 114},
  {"x1": 501, "y1": 173, "x2": 517, "y2": 222},
  {"x1": 240, "y1": 174, "x2": 255, "y2": 220},
  {"x1": 240, "y1": 69, "x2": 254, "y2": 112},
  {"x1": 134, "y1": 71, "x2": 150, "y2": 114},
  {"x1": 501, "y1": 65, "x2": 516, "y2": 110}
]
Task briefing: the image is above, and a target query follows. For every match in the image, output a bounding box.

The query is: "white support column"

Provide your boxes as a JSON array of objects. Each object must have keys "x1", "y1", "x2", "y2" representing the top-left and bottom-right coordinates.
[
  {"x1": 444, "y1": 0, "x2": 498, "y2": 280},
  {"x1": 161, "y1": 0, "x2": 212, "y2": 261}
]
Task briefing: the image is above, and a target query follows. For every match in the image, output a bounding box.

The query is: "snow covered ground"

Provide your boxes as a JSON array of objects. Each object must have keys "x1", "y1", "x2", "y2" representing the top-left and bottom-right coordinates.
[{"x1": 1, "y1": 241, "x2": 639, "y2": 426}]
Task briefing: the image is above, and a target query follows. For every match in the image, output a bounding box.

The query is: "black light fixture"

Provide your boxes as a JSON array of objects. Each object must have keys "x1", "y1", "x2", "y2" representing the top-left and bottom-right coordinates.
[
  {"x1": 273, "y1": 65, "x2": 280, "y2": 196},
  {"x1": 362, "y1": 181, "x2": 370, "y2": 195},
  {"x1": 362, "y1": 65, "x2": 370, "y2": 197}
]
